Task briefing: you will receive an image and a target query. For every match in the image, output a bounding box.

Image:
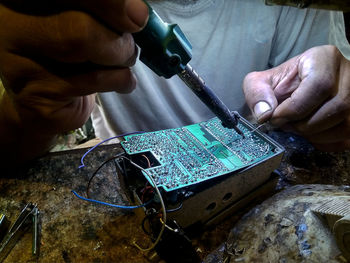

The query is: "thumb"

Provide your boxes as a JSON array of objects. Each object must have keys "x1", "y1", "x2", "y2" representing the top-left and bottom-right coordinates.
[{"x1": 243, "y1": 70, "x2": 278, "y2": 123}]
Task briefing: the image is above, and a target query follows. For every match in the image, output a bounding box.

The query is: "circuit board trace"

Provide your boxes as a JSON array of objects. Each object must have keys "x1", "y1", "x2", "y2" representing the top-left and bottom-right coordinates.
[{"x1": 121, "y1": 117, "x2": 278, "y2": 192}]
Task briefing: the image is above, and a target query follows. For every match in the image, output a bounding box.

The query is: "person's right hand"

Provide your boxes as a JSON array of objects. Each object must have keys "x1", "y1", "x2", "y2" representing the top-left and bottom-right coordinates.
[
  {"x1": 243, "y1": 45, "x2": 350, "y2": 152},
  {"x1": 0, "y1": 0, "x2": 148, "y2": 135}
]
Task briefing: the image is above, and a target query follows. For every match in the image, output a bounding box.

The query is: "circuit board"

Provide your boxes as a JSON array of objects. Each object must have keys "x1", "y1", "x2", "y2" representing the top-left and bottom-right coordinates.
[{"x1": 121, "y1": 117, "x2": 279, "y2": 192}]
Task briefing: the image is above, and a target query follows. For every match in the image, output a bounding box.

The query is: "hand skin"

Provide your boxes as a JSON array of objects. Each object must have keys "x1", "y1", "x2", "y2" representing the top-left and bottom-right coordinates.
[
  {"x1": 0, "y1": 0, "x2": 149, "y2": 164},
  {"x1": 243, "y1": 45, "x2": 350, "y2": 152}
]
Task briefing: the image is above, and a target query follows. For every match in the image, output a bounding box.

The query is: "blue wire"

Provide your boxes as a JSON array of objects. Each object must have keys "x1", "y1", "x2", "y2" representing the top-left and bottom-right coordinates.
[
  {"x1": 71, "y1": 190, "x2": 151, "y2": 209},
  {"x1": 166, "y1": 203, "x2": 183, "y2": 213},
  {"x1": 79, "y1": 131, "x2": 145, "y2": 169}
]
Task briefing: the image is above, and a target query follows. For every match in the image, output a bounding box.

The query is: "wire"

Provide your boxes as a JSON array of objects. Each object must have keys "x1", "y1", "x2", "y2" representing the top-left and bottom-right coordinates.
[
  {"x1": 86, "y1": 152, "x2": 125, "y2": 198},
  {"x1": 119, "y1": 156, "x2": 166, "y2": 252},
  {"x1": 166, "y1": 203, "x2": 183, "y2": 213},
  {"x1": 77, "y1": 134, "x2": 166, "y2": 252},
  {"x1": 78, "y1": 131, "x2": 145, "y2": 169},
  {"x1": 251, "y1": 123, "x2": 266, "y2": 133},
  {"x1": 160, "y1": 218, "x2": 177, "y2": 233},
  {"x1": 141, "y1": 154, "x2": 151, "y2": 168},
  {"x1": 71, "y1": 190, "x2": 152, "y2": 209}
]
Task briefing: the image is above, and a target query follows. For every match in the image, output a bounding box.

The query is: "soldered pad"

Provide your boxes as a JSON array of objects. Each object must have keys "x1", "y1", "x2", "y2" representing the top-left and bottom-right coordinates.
[{"x1": 121, "y1": 117, "x2": 277, "y2": 192}]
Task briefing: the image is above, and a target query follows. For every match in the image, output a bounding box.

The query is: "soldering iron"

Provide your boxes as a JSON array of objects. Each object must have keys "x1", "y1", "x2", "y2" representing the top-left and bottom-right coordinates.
[
  {"x1": 133, "y1": 0, "x2": 350, "y2": 137},
  {"x1": 133, "y1": 1, "x2": 244, "y2": 136}
]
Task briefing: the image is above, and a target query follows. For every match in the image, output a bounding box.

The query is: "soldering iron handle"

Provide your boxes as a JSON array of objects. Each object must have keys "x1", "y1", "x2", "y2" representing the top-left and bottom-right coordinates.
[
  {"x1": 178, "y1": 65, "x2": 240, "y2": 131},
  {"x1": 132, "y1": 1, "x2": 192, "y2": 78}
]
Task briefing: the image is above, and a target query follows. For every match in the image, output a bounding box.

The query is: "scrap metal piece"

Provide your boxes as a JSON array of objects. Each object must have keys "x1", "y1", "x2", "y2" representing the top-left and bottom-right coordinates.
[
  {"x1": 0, "y1": 203, "x2": 39, "y2": 263},
  {"x1": 0, "y1": 215, "x2": 9, "y2": 242},
  {"x1": 32, "y1": 207, "x2": 39, "y2": 256},
  {"x1": 312, "y1": 197, "x2": 350, "y2": 260},
  {"x1": 312, "y1": 198, "x2": 350, "y2": 218}
]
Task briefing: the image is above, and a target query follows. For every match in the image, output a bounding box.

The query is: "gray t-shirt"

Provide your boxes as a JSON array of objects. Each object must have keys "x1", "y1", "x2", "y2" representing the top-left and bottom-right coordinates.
[{"x1": 92, "y1": 0, "x2": 350, "y2": 139}]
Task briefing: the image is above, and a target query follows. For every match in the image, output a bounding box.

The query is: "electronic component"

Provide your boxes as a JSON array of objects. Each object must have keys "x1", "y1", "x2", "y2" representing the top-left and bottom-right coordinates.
[
  {"x1": 122, "y1": 116, "x2": 278, "y2": 192},
  {"x1": 119, "y1": 115, "x2": 284, "y2": 228}
]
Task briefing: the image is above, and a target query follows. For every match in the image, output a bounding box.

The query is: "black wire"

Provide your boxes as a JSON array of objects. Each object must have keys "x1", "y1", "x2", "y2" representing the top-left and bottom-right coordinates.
[{"x1": 86, "y1": 152, "x2": 125, "y2": 199}]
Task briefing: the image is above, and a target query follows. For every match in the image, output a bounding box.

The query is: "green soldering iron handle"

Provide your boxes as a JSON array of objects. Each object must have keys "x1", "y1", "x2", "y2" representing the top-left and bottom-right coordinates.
[{"x1": 133, "y1": 1, "x2": 193, "y2": 78}]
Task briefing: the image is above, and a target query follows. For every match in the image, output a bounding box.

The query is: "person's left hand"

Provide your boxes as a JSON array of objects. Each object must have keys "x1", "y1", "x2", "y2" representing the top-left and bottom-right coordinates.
[{"x1": 243, "y1": 45, "x2": 350, "y2": 151}]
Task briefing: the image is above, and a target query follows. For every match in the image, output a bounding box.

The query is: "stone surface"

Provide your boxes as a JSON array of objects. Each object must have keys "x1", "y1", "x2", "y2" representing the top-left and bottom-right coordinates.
[
  {"x1": 0, "y1": 145, "x2": 151, "y2": 263},
  {"x1": 223, "y1": 185, "x2": 349, "y2": 263}
]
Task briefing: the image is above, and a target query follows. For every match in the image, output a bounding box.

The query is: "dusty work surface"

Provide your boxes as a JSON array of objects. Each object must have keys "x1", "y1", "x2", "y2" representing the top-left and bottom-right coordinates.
[
  {"x1": 1, "y1": 130, "x2": 350, "y2": 262},
  {"x1": 204, "y1": 184, "x2": 350, "y2": 263}
]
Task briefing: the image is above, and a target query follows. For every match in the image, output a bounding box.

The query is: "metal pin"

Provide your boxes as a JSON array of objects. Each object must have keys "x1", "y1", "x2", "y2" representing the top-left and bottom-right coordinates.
[{"x1": 32, "y1": 207, "x2": 39, "y2": 256}]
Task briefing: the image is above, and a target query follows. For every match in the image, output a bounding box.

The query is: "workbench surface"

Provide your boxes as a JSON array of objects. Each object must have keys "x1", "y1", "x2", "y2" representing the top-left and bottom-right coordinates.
[{"x1": 1, "y1": 131, "x2": 350, "y2": 262}]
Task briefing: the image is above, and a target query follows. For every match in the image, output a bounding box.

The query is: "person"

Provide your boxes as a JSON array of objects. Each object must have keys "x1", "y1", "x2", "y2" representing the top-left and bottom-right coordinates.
[{"x1": 0, "y1": 0, "x2": 350, "y2": 164}]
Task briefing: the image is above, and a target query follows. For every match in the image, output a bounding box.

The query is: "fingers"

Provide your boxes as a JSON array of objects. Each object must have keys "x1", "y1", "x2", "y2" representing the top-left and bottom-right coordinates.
[
  {"x1": 290, "y1": 94, "x2": 350, "y2": 135},
  {"x1": 305, "y1": 117, "x2": 350, "y2": 144},
  {"x1": 272, "y1": 46, "x2": 350, "y2": 136},
  {"x1": 0, "y1": 0, "x2": 149, "y2": 33},
  {"x1": 74, "y1": 0, "x2": 149, "y2": 33},
  {"x1": 66, "y1": 67, "x2": 136, "y2": 96},
  {"x1": 271, "y1": 46, "x2": 339, "y2": 125},
  {"x1": 1, "y1": 7, "x2": 138, "y2": 66},
  {"x1": 1, "y1": 52, "x2": 135, "y2": 132},
  {"x1": 243, "y1": 56, "x2": 300, "y2": 123},
  {"x1": 271, "y1": 75, "x2": 334, "y2": 126},
  {"x1": 0, "y1": 0, "x2": 147, "y2": 147},
  {"x1": 1, "y1": 52, "x2": 136, "y2": 99},
  {"x1": 243, "y1": 71, "x2": 278, "y2": 123}
]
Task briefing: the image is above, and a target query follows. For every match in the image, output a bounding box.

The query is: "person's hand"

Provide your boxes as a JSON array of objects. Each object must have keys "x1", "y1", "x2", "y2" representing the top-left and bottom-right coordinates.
[
  {"x1": 243, "y1": 45, "x2": 350, "y2": 151},
  {"x1": 0, "y1": 0, "x2": 148, "y2": 162},
  {"x1": 0, "y1": 0, "x2": 148, "y2": 134}
]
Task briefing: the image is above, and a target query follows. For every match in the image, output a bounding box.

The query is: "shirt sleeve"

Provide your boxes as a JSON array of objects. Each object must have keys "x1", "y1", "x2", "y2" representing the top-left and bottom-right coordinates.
[{"x1": 268, "y1": 7, "x2": 350, "y2": 67}]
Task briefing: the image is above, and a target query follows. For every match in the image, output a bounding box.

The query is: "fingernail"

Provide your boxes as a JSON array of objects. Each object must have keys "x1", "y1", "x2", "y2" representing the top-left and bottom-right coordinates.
[
  {"x1": 126, "y1": 0, "x2": 149, "y2": 29},
  {"x1": 253, "y1": 101, "x2": 271, "y2": 119}
]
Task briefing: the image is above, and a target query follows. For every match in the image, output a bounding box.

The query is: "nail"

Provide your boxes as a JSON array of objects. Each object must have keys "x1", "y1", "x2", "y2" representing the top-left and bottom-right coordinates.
[
  {"x1": 126, "y1": 0, "x2": 149, "y2": 29},
  {"x1": 253, "y1": 101, "x2": 271, "y2": 120}
]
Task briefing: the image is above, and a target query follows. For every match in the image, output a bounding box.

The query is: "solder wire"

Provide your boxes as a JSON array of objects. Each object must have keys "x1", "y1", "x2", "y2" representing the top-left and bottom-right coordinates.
[
  {"x1": 250, "y1": 123, "x2": 266, "y2": 133},
  {"x1": 120, "y1": 156, "x2": 167, "y2": 252}
]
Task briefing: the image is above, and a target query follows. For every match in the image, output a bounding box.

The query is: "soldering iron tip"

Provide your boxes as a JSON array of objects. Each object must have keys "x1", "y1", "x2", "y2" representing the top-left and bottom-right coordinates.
[{"x1": 234, "y1": 126, "x2": 245, "y2": 138}]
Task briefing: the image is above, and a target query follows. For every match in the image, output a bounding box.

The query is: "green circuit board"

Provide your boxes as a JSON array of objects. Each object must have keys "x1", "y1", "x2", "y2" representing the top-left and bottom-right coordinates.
[{"x1": 121, "y1": 117, "x2": 279, "y2": 192}]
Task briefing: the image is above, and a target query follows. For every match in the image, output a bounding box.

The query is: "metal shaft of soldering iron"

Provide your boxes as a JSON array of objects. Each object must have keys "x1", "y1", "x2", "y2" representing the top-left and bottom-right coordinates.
[{"x1": 178, "y1": 64, "x2": 244, "y2": 136}]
